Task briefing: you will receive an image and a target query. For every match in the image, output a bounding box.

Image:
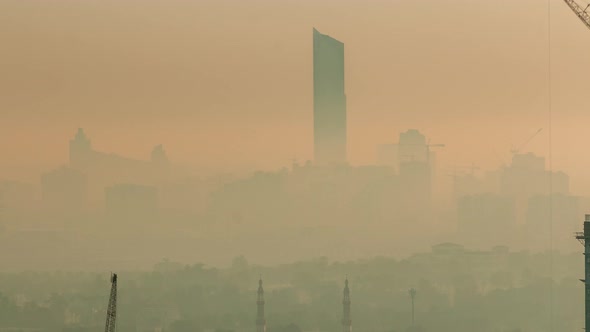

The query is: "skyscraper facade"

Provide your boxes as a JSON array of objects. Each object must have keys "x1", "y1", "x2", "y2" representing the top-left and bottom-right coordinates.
[{"x1": 313, "y1": 28, "x2": 347, "y2": 166}]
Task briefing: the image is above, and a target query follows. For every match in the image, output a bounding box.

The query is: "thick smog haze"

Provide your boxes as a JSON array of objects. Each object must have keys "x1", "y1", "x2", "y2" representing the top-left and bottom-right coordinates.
[
  {"x1": 2, "y1": 0, "x2": 590, "y2": 190},
  {"x1": 3, "y1": 1, "x2": 590, "y2": 331}
]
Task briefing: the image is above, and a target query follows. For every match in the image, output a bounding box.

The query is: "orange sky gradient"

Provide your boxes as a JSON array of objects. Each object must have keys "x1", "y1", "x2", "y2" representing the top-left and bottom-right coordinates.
[{"x1": 2, "y1": 0, "x2": 590, "y2": 193}]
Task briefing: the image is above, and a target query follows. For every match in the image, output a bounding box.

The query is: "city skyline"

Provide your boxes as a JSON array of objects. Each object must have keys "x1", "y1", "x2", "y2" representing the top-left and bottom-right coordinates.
[
  {"x1": 2, "y1": 1, "x2": 590, "y2": 331},
  {"x1": 3, "y1": 0, "x2": 590, "y2": 195},
  {"x1": 0, "y1": 15, "x2": 583, "y2": 270}
]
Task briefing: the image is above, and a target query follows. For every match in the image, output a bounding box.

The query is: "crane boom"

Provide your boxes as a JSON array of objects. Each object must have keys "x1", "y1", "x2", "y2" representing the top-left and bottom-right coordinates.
[
  {"x1": 511, "y1": 128, "x2": 543, "y2": 155},
  {"x1": 104, "y1": 273, "x2": 118, "y2": 332},
  {"x1": 563, "y1": 0, "x2": 590, "y2": 30}
]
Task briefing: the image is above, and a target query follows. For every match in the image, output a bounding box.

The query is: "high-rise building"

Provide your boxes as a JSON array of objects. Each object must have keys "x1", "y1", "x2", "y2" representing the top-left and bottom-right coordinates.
[
  {"x1": 313, "y1": 28, "x2": 347, "y2": 166},
  {"x1": 398, "y1": 129, "x2": 428, "y2": 164},
  {"x1": 500, "y1": 152, "x2": 570, "y2": 224},
  {"x1": 376, "y1": 144, "x2": 397, "y2": 168},
  {"x1": 67, "y1": 129, "x2": 171, "y2": 203},
  {"x1": 397, "y1": 130, "x2": 432, "y2": 210}
]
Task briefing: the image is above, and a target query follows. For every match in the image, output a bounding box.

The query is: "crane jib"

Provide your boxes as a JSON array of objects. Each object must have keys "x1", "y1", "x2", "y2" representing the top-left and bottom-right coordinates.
[{"x1": 564, "y1": 0, "x2": 590, "y2": 30}]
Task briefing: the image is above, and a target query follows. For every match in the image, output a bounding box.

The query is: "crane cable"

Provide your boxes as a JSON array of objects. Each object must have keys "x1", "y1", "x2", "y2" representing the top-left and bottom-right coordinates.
[{"x1": 547, "y1": 0, "x2": 554, "y2": 331}]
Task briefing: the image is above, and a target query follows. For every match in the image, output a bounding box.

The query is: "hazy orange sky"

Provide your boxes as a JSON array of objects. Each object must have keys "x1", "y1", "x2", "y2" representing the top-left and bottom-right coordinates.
[{"x1": 2, "y1": 0, "x2": 590, "y2": 193}]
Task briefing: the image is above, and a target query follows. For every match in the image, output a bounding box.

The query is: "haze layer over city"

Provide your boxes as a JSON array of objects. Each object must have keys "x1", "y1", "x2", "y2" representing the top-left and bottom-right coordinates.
[{"x1": 1, "y1": 1, "x2": 590, "y2": 332}]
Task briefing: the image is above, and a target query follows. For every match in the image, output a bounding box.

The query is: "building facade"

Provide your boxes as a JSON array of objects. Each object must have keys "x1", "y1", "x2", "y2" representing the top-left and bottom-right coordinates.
[{"x1": 313, "y1": 28, "x2": 347, "y2": 166}]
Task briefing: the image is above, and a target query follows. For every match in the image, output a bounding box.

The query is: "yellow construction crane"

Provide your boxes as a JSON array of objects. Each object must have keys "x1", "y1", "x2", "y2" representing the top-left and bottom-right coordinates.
[{"x1": 563, "y1": 0, "x2": 590, "y2": 30}]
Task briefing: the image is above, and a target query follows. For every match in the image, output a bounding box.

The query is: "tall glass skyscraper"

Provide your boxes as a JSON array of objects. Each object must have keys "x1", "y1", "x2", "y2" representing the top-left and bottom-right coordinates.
[{"x1": 313, "y1": 28, "x2": 347, "y2": 166}]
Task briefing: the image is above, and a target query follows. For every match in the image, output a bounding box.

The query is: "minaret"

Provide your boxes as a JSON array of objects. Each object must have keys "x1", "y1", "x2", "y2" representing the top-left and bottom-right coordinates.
[
  {"x1": 342, "y1": 278, "x2": 352, "y2": 332},
  {"x1": 256, "y1": 278, "x2": 266, "y2": 332}
]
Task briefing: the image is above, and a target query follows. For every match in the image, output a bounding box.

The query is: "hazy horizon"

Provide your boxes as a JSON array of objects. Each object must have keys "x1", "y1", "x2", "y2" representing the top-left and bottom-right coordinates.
[
  {"x1": 3, "y1": 2, "x2": 590, "y2": 331},
  {"x1": 3, "y1": 0, "x2": 590, "y2": 194}
]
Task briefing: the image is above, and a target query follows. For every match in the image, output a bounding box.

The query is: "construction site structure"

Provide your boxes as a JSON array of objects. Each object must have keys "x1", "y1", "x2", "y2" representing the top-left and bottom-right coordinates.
[
  {"x1": 104, "y1": 273, "x2": 118, "y2": 332},
  {"x1": 510, "y1": 128, "x2": 542, "y2": 156},
  {"x1": 575, "y1": 215, "x2": 590, "y2": 331},
  {"x1": 563, "y1": 0, "x2": 590, "y2": 30}
]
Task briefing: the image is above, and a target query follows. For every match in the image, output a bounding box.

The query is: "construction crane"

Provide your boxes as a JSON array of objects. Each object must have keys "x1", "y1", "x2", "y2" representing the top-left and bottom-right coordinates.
[
  {"x1": 563, "y1": 0, "x2": 590, "y2": 30},
  {"x1": 104, "y1": 273, "x2": 118, "y2": 332},
  {"x1": 510, "y1": 128, "x2": 543, "y2": 156},
  {"x1": 575, "y1": 215, "x2": 590, "y2": 331}
]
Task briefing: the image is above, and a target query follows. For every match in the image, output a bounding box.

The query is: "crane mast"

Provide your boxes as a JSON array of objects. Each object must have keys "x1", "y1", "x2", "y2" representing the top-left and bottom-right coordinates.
[
  {"x1": 104, "y1": 273, "x2": 118, "y2": 332},
  {"x1": 563, "y1": 0, "x2": 590, "y2": 30}
]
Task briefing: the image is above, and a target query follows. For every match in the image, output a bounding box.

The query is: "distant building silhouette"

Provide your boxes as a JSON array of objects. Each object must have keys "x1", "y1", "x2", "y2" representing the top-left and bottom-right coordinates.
[
  {"x1": 313, "y1": 28, "x2": 347, "y2": 166},
  {"x1": 151, "y1": 144, "x2": 170, "y2": 173},
  {"x1": 41, "y1": 166, "x2": 87, "y2": 211},
  {"x1": 398, "y1": 130, "x2": 428, "y2": 164},
  {"x1": 105, "y1": 184, "x2": 158, "y2": 222},
  {"x1": 526, "y1": 193, "x2": 579, "y2": 251},
  {"x1": 457, "y1": 193, "x2": 515, "y2": 248},
  {"x1": 0, "y1": 181, "x2": 35, "y2": 211},
  {"x1": 397, "y1": 130, "x2": 433, "y2": 213},
  {"x1": 342, "y1": 278, "x2": 351, "y2": 332},
  {"x1": 376, "y1": 144, "x2": 397, "y2": 169},
  {"x1": 256, "y1": 278, "x2": 266, "y2": 332},
  {"x1": 500, "y1": 152, "x2": 569, "y2": 223},
  {"x1": 501, "y1": 153, "x2": 569, "y2": 197},
  {"x1": 431, "y1": 242, "x2": 465, "y2": 255},
  {"x1": 68, "y1": 128, "x2": 170, "y2": 200},
  {"x1": 451, "y1": 172, "x2": 482, "y2": 200}
]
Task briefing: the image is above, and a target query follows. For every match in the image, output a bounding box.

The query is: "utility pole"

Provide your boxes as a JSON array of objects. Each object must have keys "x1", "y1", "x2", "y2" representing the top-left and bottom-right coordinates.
[{"x1": 409, "y1": 288, "x2": 417, "y2": 327}]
